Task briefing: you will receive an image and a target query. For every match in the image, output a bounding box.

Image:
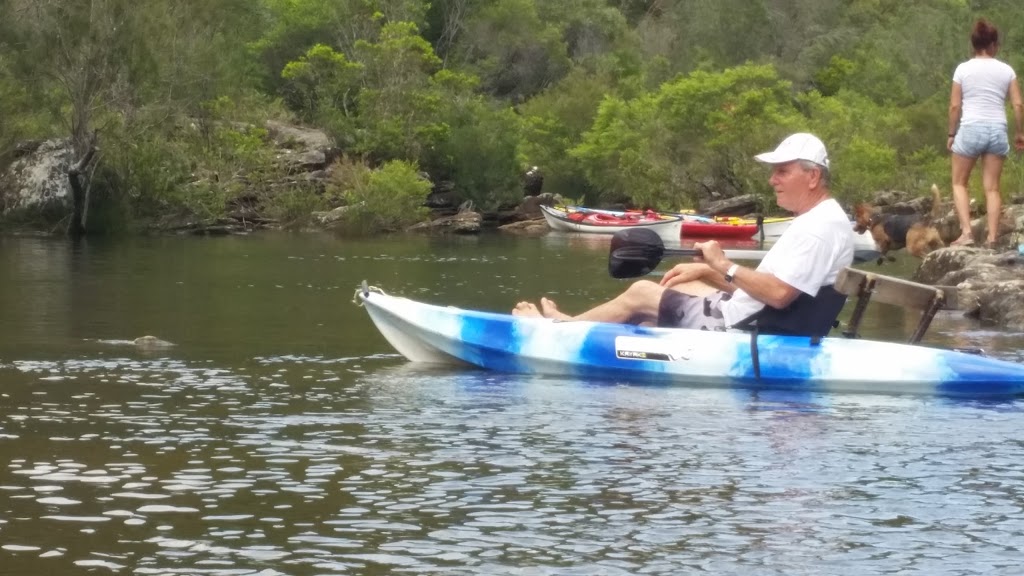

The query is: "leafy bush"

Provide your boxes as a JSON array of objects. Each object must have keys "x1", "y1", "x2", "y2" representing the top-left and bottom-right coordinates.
[
  {"x1": 328, "y1": 158, "x2": 431, "y2": 234},
  {"x1": 96, "y1": 102, "x2": 285, "y2": 226},
  {"x1": 263, "y1": 184, "x2": 327, "y2": 227}
]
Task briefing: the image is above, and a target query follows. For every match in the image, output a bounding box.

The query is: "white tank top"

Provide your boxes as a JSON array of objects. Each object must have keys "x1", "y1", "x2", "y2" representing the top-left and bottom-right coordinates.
[{"x1": 953, "y1": 58, "x2": 1017, "y2": 126}]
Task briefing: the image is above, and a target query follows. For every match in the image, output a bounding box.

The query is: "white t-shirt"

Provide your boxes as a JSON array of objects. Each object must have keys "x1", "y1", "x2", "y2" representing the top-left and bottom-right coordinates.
[
  {"x1": 953, "y1": 58, "x2": 1017, "y2": 126},
  {"x1": 720, "y1": 198, "x2": 855, "y2": 327}
]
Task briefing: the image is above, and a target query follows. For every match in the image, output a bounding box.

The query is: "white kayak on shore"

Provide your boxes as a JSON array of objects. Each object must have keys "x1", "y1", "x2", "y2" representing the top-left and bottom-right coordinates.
[{"x1": 540, "y1": 205, "x2": 683, "y2": 244}]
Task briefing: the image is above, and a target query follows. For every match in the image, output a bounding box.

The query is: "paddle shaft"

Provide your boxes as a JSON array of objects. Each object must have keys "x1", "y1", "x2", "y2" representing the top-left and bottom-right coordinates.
[
  {"x1": 664, "y1": 247, "x2": 881, "y2": 264},
  {"x1": 606, "y1": 227, "x2": 883, "y2": 279},
  {"x1": 663, "y1": 247, "x2": 768, "y2": 261}
]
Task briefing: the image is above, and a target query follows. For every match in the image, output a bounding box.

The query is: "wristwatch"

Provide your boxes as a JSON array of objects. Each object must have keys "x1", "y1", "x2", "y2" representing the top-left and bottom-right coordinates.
[{"x1": 724, "y1": 263, "x2": 740, "y2": 283}]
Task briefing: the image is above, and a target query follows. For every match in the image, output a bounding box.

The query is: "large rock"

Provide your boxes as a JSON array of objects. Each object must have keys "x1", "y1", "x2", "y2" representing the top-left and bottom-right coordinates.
[
  {"x1": 407, "y1": 210, "x2": 482, "y2": 234},
  {"x1": 914, "y1": 246, "x2": 1024, "y2": 328},
  {"x1": 700, "y1": 194, "x2": 759, "y2": 217},
  {"x1": 865, "y1": 187, "x2": 1024, "y2": 245},
  {"x1": 0, "y1": 139, "x2": 74, "y2": 215},
  {"x1": 265, "y1": 121, "x2": 337, "y2": 173},
  {"x1": 499, "y1": 218, "x2": 549, "y2": 236},
  {"x1": 516, "y1": 193, "x2": 561, "y2": 219},
  {"x1": 312, "y1": 204, "x2": 360, "y2": 229},
  {"x1": 424, "y1": 181, "x2": 461, "y2": 216}
]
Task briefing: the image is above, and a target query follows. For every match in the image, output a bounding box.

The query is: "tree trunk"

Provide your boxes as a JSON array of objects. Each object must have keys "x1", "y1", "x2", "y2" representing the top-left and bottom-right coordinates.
[{"x1": 67, "y1": 133, "x2": 98, "y2": 238}]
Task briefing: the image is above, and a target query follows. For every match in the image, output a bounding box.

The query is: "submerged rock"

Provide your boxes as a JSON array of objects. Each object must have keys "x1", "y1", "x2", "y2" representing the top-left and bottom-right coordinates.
[{"x1": 133, "y1": 335, "x2": 175, "y2": 349}]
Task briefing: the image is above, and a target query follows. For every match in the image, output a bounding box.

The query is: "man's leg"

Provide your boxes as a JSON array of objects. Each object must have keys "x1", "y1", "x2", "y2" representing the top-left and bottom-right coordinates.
[
  {"x1": 550, "y1": 279, "x2": 665, "y2": 324},
  {"x1": 518, "y1": 279, "x2": 719, "y2": 324}
]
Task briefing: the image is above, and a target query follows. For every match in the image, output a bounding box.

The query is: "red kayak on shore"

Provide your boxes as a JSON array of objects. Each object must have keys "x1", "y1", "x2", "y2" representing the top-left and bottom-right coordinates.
[{"x1": 680, "y1": 219, "x2": 759, "y2": 239}]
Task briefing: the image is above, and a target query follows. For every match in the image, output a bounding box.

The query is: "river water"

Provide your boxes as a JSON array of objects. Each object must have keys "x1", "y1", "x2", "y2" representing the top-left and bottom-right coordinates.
[{"x1": 1, "y1": 232, "x2": 1024, "y2": 575}]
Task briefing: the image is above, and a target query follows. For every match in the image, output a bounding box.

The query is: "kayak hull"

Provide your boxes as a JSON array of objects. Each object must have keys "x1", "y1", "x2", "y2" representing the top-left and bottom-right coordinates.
[
  {"x1": 541, "y1": 205, "x2": 682, "y2": 244},
  {"x1": 681, "y1": 221, "x2": 759, "y2": 239},
  {"x1": 358, "y1": 288, "x2": 1024, "y2": 399},
  {"x1": 757, "y1": 217, "x2": 793, "y2": 238}
]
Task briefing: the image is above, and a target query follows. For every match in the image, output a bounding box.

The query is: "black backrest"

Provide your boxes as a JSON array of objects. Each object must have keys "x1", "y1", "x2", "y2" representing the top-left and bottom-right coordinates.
[{"x1": 733, "y1": 285, "x2": 847, "y2": 338}]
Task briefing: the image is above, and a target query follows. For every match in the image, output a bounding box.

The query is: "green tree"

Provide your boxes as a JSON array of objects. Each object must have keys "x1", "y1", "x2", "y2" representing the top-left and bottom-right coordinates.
[
  {"x1": 252, "y1": 0, "x2": 428, "y2": 94},
  {"x1": 572, "y1": 64, "x2": 803, "y2": 210},
  {"x1": 434, "y1": 87, "x2": 523, "y2": 209},
  {"x1": 281, "y1": 44, "x2": 364, "y2": 125},
  {"x1": 518, "y1": 69, "x2": 615, "y2": 199},
  {"x1": 448, "y1": 0, "x2": 570, "y2": 100},
  {"x1": 352, "y1": 21, "x2": 445, "y2": 162}
]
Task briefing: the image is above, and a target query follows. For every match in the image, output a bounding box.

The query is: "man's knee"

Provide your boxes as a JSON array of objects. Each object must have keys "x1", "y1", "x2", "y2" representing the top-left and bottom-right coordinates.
[{"x1": 624, "y1": 280, "x2": 662, "y2": 301}]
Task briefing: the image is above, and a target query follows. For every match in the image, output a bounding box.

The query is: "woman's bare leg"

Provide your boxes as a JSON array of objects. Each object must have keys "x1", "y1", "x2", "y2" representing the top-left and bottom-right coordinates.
[
  {"x1": 951, "y1": 153, "x2": 978, "y2": 242},
  {"x1": 980, "y1": 153, "x2": 1005, "y2": 245}
]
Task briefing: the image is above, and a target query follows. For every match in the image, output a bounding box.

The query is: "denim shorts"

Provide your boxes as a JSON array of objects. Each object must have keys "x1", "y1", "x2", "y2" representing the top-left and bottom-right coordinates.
[{"x1": 952, "y1": 123, "x2": 1009, "y2": 158}]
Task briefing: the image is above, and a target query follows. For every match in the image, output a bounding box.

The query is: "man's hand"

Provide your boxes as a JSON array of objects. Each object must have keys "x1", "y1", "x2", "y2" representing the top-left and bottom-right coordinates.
[
  {"x1": 660, "y1": 262, "x2": 710, "y2": 288},
  {"x1": 693, "y1": 240, "x2": 729, "y2": 273}
]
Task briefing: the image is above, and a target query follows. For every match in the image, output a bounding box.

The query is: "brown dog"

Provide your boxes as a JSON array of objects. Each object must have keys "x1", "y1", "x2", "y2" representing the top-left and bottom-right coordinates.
[{"x1": 853, "y1": 184, "x2": 945, "y2": 264}]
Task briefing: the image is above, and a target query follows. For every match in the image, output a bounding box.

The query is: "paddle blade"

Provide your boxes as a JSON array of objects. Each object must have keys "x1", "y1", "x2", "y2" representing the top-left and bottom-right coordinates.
[{"x1": 608, "y1": 228, "x2": 666, "y2": 278}]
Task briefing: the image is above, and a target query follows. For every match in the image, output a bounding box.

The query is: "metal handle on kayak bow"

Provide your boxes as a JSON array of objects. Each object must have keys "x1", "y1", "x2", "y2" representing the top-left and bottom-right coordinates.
[{"x1": 608, "y1": 228, "x2": 767, "y2": 279}]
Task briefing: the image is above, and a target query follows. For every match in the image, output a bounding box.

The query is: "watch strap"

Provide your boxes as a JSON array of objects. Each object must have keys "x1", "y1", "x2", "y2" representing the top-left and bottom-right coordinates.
[{"x1": 725, "y1": 263, "x2": 740, "y2": 283}]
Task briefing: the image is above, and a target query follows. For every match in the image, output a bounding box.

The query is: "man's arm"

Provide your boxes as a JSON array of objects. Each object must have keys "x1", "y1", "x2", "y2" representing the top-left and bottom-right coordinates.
[
  {"x1": 704, "y1": 261, "x2": 801, "y2": 310},
  {"x1": 660, "y1": 262, "x2": 734, "y2": 293}
]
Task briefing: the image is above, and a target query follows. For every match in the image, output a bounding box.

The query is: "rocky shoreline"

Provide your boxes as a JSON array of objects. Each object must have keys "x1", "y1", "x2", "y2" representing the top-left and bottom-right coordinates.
[{"x1": 5, "y1": 122, "x2": 1024, "y2": 330}]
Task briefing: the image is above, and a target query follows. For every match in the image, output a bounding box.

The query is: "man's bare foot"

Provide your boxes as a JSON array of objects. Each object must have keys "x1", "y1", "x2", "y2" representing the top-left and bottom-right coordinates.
[
  {"x1": 540, "y1": 297, "x2": 572, "y2": 320},
  {"x1": 512, "y1": 301, "x2": 543, "y2": 317}
]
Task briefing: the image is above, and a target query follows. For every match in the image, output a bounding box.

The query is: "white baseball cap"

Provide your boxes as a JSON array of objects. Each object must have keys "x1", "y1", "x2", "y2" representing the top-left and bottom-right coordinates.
[{"x1": 754, "y1": 133, "x2": 829, "y2": 169}]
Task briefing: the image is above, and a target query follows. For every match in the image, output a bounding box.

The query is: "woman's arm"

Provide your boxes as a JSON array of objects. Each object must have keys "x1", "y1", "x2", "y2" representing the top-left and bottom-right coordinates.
[
  {"x1": 1009, "y1": 78, "x2": 1024, "y2": 150},
  {"x1": 948, "y1": 82, "x2": 963, "y2": 150}
]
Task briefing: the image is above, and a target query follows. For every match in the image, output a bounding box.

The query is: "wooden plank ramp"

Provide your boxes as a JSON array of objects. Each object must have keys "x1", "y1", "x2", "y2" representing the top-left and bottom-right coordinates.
[{"x1": 834, "y1": 267, "x2": 958, "y2": 344}]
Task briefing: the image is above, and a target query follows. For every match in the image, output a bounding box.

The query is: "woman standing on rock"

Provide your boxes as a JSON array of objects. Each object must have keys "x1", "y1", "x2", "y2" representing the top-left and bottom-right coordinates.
[{"x1": 948, "y1": 18, "x2": 1024, "y2": 248}]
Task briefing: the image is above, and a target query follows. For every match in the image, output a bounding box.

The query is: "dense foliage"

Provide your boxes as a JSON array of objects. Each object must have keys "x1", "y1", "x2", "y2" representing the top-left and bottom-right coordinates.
[{"x1": 2, "y1": 0, "x2": 1023, "y2": 232}]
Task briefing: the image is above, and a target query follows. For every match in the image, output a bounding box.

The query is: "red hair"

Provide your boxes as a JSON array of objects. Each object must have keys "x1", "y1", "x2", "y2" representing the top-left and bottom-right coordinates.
[{"x1": 971, "y1": 19, "x2": 999, "y2": 51}]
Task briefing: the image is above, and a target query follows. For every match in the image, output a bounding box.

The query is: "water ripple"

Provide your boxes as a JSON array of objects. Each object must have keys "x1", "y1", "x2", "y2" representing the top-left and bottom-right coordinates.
[{"x1": 2, "y1": 356, "x2": 1024, "y2": 575}]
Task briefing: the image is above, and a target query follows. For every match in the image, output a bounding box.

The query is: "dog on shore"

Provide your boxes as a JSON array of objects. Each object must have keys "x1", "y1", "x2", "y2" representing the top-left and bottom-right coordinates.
[{"x1": 853, "y1": 184, "x2": 945, "y2": 264}]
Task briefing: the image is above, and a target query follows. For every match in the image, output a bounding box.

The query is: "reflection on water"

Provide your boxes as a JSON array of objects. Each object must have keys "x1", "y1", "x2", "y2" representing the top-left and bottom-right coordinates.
[{"x1": 2, "y1": 233, "x2": 1024, "y2": 574}]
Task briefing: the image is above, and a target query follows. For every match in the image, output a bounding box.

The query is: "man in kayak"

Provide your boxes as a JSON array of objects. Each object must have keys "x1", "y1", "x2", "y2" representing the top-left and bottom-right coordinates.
[{"x1": 512, "y1": 133, "x2": 855, "y2": 335}]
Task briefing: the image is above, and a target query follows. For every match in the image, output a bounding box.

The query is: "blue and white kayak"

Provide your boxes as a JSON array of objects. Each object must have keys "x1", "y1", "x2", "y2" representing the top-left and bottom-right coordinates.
[{"x1": 357, "y1": 286, "x2": 1024, "y2": 399}]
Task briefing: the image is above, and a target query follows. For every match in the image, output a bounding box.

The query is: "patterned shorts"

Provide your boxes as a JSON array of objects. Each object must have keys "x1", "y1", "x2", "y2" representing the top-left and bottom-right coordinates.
[
  {"x1": 657, "y1": 289, "x2": 730, "y2": 330},
  {"x1": 952, "y1": 123, "x2": 1009, "y2": 158}
]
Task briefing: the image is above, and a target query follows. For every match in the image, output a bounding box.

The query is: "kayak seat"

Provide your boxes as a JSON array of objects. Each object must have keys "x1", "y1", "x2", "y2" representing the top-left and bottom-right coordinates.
[{"x1": 732, "y1": 285, "x2": 848, "y2": 340}]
